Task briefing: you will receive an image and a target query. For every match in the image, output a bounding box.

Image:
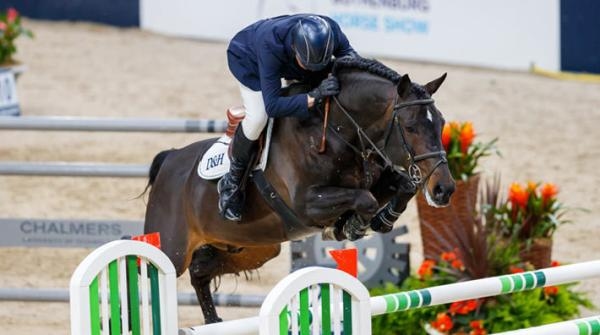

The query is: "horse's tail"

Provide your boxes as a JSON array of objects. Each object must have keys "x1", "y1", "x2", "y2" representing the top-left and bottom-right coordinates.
[{"x1": 139, "y1": 149, "x2": 175, "y2": 197}]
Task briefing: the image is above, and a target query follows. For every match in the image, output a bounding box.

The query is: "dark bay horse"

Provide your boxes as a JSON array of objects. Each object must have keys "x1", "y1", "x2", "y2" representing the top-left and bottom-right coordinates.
[{"x1": 144, "y1": 57, "x2": 455, "y2": 324}]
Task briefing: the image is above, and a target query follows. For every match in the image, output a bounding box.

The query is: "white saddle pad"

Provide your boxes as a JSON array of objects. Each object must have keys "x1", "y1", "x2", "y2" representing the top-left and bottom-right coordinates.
[
  {"x1": 197, "y1": 119, "x2": 273, "y2": 180},
  {"x1": 197, "y1": 135, "x2": 231, "y2": 180}
]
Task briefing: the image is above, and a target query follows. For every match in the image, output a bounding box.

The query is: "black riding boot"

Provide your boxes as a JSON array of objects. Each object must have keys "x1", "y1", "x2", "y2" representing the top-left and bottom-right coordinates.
[{"x1": 218, "y1": 126, "x2": 257, "y2": 221}]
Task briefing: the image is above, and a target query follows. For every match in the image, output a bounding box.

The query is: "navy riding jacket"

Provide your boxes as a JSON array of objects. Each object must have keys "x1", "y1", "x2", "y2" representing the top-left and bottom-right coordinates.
[{"x1": 227, "y1": 14, "x2": 356, "y2": 119}]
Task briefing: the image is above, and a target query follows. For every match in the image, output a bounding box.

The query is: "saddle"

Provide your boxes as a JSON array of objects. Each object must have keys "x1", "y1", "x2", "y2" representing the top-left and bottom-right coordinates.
[
  {"x1": 197, "y1": 106, "x2": 273, "y2": 180},
  {"x1": 197, "y1": 106, "x2": 321, "y2": 240}
]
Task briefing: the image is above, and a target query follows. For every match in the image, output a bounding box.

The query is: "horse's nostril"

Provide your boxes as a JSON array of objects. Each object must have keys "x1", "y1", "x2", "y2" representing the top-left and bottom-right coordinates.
[
  {"x1": 433, "y1": 184, "x2": 444, "y2": 198},
  {"x1": 433, "y1": 183, "x2": 454, "y2": 203}
]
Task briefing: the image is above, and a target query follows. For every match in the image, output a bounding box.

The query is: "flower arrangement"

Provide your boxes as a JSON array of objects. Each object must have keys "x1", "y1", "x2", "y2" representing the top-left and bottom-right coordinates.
[
  {"x1": 494, "y1": 181, "x2": 569, "y2": 240},
  {"x1": 0, "y1": 7, "x2": 33, "y2": 65},
  {"x1": 441, "y1": 121, "x2": 498, "y2": 181}
]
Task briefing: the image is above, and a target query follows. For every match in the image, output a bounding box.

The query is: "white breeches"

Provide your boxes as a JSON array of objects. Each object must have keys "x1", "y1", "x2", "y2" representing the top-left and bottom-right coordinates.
[{"x1": 238, "y1": 82, "x2": 268, "y2": 140}]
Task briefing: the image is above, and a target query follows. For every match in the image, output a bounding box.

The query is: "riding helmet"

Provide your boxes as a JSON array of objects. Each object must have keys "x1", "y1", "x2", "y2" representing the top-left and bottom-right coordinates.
[{"x1": 291, "y1": 15, "x2": 334, "y2": 71}]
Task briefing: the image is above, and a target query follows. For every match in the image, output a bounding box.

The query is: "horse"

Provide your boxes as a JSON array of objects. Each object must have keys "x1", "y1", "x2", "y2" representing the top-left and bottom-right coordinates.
[{"x1": 143, "y1": 57, "x2": 455, "y2": 324}]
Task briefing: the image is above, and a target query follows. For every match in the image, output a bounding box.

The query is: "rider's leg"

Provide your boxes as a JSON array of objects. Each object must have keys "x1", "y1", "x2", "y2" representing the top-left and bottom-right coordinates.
[{"x1": 218, "y1": 82, "x2": 268, "y2": 221}]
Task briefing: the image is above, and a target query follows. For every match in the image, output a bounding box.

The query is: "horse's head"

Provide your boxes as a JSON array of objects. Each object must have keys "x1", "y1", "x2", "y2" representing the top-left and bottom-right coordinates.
[
  {"x1": 388, "y1": 73, "x2": 455, "y2": 207},
  {"x1": 330, "y1": 57, "x2": 454, "y2": 207}
]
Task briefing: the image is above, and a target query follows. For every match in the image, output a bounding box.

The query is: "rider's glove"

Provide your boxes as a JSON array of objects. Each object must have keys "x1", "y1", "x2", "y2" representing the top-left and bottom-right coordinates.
[{"x1": 308, "y1": 76, "x2": 340, "y2": 102}]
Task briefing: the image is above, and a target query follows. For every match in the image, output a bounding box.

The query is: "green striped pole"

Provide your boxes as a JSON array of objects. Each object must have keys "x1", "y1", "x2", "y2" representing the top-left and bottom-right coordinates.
[
  {"x1": 185, "y1": 261, "x2": 600, "y2": 335},
  {"x1": 492, "y1": 315, "x2": 600, "y2": 335},
  {"x1": 370, "y1": 260, "x2": 600, "y2": 316}
]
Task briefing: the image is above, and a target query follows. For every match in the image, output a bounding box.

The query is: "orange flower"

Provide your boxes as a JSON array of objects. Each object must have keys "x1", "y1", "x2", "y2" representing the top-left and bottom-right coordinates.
[
  {"x1": 544, "y1": 286, "x2": 559, "y2": 296},
  {"x1": 449, "y1": 299, "x2": 478, "y2": 315},
  {"x1": 431, "y1": 313, "x2": 454, "y2": 332},
  {"x1": 460, "y1": 122, "x2": 475, "y2": 153},
  {"x1": 508, "y1": 182, "x2": 529, "y2": 209},
  {"x1": 441, "y1": 123, "x2": 452, "y2": 150},
  {"x1": 418, "y1": 259, "x2": 436, "y2": 278},
  {"x1": 451, "y1": 259, "x2": 465, "y2": 271},
  {"x1": 551, "y1": 260, "x2": 561, "y2": 267},
  {"x1": 527, "y1": 181, "x2": 538, "y2": 193},
  {"x1": 470, "y1": 320, "x2": 487, "y2": 335},
  {"x1": 0, "y1": 21, "x2": 6, "y2": 31},
  {"x1": 510, "y1": 266, "x2": 524, "y2": 274},
  {"x1": 7, "y1": 8, "x2": 19, "y2": 23},
  {"x1": 441, "y1": 251, "x2": 457, "y2": 262},
  {"x1": 541, "y1": 183, "x2": 558, "y2": 204}
]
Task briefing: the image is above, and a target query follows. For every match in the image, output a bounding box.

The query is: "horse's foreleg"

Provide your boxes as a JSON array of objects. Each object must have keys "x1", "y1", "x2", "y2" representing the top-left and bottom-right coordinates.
[
  {"x1": 304, "y1": 186, "x2": 379, "y2": 221},
  {"x1": 188, "y1": 245, "x2": 223, "y2": 324},
  {"x1": 370, "y1": 180, "x2": 417, "y2": 233}
]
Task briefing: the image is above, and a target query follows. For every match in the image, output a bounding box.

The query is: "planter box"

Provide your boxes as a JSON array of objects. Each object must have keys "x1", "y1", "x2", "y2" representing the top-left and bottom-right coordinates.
[
  {"x1": 0, "y1": 64, "x2": 23, "y2": 116},
  {"x1": 417, "y1": 175, "x2": 480, "y2": 259}
]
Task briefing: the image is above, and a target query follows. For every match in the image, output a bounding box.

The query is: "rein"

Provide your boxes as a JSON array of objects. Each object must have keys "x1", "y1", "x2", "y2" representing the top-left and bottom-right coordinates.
[{"x1": 324, "y1": 94, "x2": 447, "y2": 188}]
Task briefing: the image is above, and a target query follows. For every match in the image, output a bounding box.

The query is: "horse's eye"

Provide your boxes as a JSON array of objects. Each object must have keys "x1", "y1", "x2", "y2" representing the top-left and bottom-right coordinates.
[{"x1": 405, "y1": 125, "x2": 417, "y2": 133}]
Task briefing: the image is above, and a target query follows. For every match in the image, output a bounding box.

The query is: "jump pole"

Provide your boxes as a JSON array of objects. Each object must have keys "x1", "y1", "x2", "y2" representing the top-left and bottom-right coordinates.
[
  {"x1": 0, "y1": 116, "x2": 227, "y2": 133},
  {"x1": 0, "y1": 161, "x2": 149, "y2": 177},
  {"x1": 492, "y1": 315, "x2": 600, "y2": 335},
  {"x1": 182, "y1": 260, "x2": 600, "y2": 335},
  {"x1": 0, "y1": 287, "x2": 264, "y2": 307}
]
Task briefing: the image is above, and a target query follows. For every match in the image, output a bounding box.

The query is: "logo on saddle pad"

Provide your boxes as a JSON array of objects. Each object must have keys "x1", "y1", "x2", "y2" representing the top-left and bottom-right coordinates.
[{"x1": 206, "y1": 153, "x2": 226, "y2": 170}]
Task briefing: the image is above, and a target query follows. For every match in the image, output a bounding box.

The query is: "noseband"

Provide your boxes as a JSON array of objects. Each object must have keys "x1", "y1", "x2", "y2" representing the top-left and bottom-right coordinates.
[{"x1": 328, "y1": 95, "x2": 447, "y2": 188}]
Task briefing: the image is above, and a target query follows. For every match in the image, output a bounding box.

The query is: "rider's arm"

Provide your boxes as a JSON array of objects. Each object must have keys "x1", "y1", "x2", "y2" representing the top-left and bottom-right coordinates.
[{"x1": 257, "y1": 44, "x2": 311, "y2": 118}]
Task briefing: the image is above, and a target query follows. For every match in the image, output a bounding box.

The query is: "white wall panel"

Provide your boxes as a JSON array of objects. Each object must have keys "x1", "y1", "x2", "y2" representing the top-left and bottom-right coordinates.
[{"x1": 141, "y1": 0, "x2": 560, "y2": 71}]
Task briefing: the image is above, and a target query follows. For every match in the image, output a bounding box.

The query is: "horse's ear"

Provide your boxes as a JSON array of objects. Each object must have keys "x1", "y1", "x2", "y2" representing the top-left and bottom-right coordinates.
[
  {"x1": 397, "y1": 74, "x2": 412, "y2": 98},
  {"x1": 424, "y1": 73, "x2": 447, "y2": 95}
]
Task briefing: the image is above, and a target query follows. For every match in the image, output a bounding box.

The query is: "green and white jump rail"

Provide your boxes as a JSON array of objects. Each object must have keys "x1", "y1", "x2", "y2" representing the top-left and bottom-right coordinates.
[
  {"x1": 184, "y1": 260, "x2": 600, "y2": 335},
  {"x1": 371, "y1": 260, "x2": 600, "y2": 315},
  {"x1": 70, "y1": 239, "x2": 600, "y2": 335},
  {"x1": 493, "y1": 315, "x2": 600, "y2": 335}
]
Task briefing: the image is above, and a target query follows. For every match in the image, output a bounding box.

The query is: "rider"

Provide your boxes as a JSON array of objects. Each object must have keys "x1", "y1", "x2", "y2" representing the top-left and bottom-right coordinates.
[{"x1": 218, "y1": 14, "x2": 359, "y2": 221}]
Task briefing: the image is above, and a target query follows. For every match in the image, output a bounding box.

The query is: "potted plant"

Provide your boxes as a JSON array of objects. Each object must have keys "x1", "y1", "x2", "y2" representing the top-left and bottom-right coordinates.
[
  {"x1": 418, "y1": 121, "x2": 498, "y2": 259},
  {"x1": 493, "y1": 181, "x2": 571, "y2": 269},
  {"x1": 0, "y1": 7, "x2": 33, "y2": 75}
]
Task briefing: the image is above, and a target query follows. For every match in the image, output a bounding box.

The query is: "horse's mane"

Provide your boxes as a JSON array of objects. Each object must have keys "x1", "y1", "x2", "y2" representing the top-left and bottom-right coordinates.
[
  {"x1": 333, "y1": 56, "x2": 430, "y2": 98},
  {"x1": 333, "y1": 56, "x2": 401, "y2": 83}
]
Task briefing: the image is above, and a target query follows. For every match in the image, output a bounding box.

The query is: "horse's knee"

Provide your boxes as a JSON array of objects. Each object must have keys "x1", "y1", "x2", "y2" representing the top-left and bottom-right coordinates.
[{"x1": 354, "y1": 191, "x2": 379, "y2": 216}]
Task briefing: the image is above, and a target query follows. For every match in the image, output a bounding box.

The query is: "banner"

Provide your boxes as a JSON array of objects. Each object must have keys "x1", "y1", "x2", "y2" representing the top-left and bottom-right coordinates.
[{"x1": 141, "y1": 0, "x2": 560, "y2": 71}]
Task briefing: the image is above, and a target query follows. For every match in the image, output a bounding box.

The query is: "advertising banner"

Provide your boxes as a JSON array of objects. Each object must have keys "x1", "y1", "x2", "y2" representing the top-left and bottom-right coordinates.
[{"x1": 141, "y1": 0, "x2": 560, "y2": 71}]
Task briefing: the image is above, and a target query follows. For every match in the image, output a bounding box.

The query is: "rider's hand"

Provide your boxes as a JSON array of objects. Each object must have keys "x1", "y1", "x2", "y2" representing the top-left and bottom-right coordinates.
[{"x1": 308, "y1": 76, "x2": 340, "y2": 101}]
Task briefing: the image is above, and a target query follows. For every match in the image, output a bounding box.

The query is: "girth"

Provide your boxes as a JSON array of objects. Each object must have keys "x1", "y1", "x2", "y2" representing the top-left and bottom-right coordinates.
[{"x1": 251, "y1": 170, "x2": 321, "y2": 241}]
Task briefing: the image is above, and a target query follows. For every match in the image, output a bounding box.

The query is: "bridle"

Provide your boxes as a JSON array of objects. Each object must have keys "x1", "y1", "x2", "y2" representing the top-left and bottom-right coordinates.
[{"x1": 325, "y1": 94, "x2": 447, "y2": 188}]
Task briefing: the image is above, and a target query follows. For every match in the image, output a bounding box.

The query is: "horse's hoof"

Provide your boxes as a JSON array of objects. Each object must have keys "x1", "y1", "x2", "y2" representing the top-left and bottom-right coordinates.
[{"x1": 205, "y1": 316, "x2": 223, "y2": 324}]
